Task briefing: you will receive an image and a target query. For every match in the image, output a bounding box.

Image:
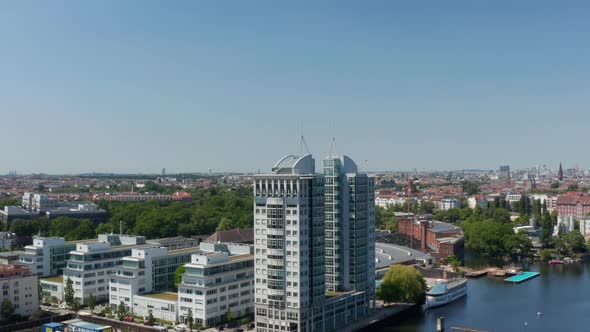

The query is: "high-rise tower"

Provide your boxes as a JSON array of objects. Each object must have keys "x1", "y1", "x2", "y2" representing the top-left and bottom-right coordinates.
[
  {"x1": 253, "y1": 154, "x2": 325, "y2": 332},
  {"x1": 323, "y1": 154, "x2": 375, "y2": 309}
]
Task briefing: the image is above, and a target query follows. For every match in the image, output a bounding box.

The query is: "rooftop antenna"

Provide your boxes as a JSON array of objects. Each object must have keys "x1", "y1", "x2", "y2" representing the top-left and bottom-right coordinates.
[
  {"x1": 328, "y1": 137, "x2": 338, "y2": 158},
  {"x1": 300, "y1": 136, "x2": 311, "y2": 155}
]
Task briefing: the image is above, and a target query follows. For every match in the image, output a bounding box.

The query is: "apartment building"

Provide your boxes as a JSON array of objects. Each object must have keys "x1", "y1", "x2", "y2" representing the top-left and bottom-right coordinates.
[
  {"x1": 177, "y1": 242, "x2": 254, "y2": 327},
  {"x1": 109, "y1": 246, "x2": 199, "y2": 312},
  {"x1": 0, "y1": 264, "x2": 38, "y2": 319},
  {"x1": 63, "y1": 234, "x2": 147, "y2": 304},
  {"x1": 253, "y1": 154, "x2": 326, "y2": 332},
  {"x1": 19, "y1": 237, "x2": 77, "y2": 277},
  {"x1": 323, "y1": 154, "x2": 375, "y2": 314}
]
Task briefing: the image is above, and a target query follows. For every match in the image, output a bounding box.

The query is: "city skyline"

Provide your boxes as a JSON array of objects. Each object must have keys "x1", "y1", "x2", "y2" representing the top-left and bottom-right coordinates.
[{"x1": 3, "y1": 2, "x2": 590, "y2": 173}]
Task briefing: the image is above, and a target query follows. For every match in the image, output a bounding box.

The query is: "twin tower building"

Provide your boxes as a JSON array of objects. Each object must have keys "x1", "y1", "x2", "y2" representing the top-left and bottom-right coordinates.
[{"x1": 253, "y1": 152, "x2": 376, "y2": 332}]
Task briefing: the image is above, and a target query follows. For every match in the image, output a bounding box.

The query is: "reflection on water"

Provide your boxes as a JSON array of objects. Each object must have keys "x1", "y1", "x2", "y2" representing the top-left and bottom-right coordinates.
[{"x1": 381, "y1": 252, "x2": 590, "y2": 332}]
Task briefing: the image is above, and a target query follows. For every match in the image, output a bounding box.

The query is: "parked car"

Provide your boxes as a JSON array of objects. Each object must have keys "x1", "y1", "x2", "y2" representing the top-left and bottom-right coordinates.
[
  {"x1": 123, "y1": 316, "x2": 135, "y2": 322},
  {"x1": 235, "y1": 329, "x2": 244, "y2": 332},
  {"x1": 96, "y1": 312, "x2": 106, "y2": 317},
  {"x1": 247, "y1": 323, "x2": 255, "y2": 330},
  {"x1": 174, "y1": 324, "x2": 187, "y2": 332}
]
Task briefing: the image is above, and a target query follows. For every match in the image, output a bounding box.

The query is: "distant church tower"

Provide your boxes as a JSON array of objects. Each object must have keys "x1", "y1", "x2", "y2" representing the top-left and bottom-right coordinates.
[{"x1": 558, "y1": 162, "x2": 564, "y2": 181}]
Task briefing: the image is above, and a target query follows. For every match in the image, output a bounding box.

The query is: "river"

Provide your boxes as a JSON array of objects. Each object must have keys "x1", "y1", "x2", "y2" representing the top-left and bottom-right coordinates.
[{"x1": 381, "y1": 253, "x2": 590, "y2": 332}]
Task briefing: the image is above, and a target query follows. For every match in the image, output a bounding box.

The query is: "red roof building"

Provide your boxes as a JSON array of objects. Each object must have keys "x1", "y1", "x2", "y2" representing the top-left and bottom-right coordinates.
[
  {"x1": 556, "y1": 193, "x2": 590, "y2": 220},
  {"x1": 171, "y1": 191, "x2": 193, "y2": 203}
]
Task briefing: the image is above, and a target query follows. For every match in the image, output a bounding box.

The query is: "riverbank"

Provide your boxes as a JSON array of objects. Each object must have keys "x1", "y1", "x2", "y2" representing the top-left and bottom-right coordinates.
[{"x1": 354, "y1": 304, "x2": 418, "y2": 332}]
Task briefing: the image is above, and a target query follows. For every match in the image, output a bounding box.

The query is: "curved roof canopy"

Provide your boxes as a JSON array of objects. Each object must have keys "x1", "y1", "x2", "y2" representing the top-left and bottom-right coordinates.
[{"x1": 272, "y1": 154, "x2": 315, "y2": 175}]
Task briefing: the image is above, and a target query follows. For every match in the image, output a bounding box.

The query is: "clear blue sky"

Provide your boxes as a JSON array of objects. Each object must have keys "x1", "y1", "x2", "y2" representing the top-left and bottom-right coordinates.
[{"x1": 2, "y1": 1, "x2": 589, "y2": 174}]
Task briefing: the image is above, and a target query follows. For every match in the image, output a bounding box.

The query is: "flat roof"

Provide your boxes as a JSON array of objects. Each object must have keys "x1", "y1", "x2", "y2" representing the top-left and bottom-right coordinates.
[
  {"x1": 430, "y1": 220, "x2": 461, "y2": 233},
  {"x1": 168, "y1": 247, "x2": 200, "y2": 255},
  {"x1": 375, "y1": 242, "x2": 431, "y2": 270},
  {"x1": 141, "y1": 292, "x2": 178, "y2": 301},
  {"x1": 0, "y1": 250, "x2": 24, "y2": 257},
  {"x1": 42, "y1": 276, "x2": 64, "y2": 283},
  {"x1": 228, "y1": 253, "x2": 254, "y2": 261}
]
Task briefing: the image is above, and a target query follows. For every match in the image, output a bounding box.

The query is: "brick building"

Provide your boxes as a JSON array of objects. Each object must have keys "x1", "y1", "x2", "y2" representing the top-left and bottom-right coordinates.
[
  {"x1": 397, "y1": 216, "x2": 464, "y2": 261},
  {"x1": 556, "y1": 193, "x2": 590, "y2": 220}
]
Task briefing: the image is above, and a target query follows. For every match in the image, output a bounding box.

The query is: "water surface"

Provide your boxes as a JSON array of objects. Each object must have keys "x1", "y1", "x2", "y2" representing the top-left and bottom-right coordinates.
[{"x1": 382, "y1": 259, "x2": 590, "y2": 331}]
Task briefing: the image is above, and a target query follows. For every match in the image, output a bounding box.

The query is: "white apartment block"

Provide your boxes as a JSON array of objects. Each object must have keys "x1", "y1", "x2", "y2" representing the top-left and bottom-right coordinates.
[
  {"x1": 40, "y1": 276, "x2": 65, "y2": 302},
  {"x1": 133, "y1": 292, "x2": 178, "y2": 323},
  {"x1": 19, "y1": 237, "x2": 77, "y2": 277},
  {"x1": 253, "y1": 154, "x2": 326, "y2": 332},
  {"x1": 109, "y1": 246, "x2": 199, "y2": 313},
  {"x1": 580, "y1": 217, "x2": 590, "y2": 237},
  {"x1": 63, "y1": 234, "x2": 147, "y2": 304},
  {"x1": 374, "y1": 196, "x2": 408, "y2": 208},
  {"x1": 177, "y1": 242, "x2": 254, "y2": 327},
  {"x1": 505, "y1": 194, "x2": 523, "y2": 208},
  {"x1": 21, "y1": 192, "x2": 58, "y2": 212},
  {"x1": 253, "y1": 153, "x2": 377, "y2": 332},
  {"x1": 440, "y1": 198, "x2": 460, "y2": 211},
  {"x1": 0, "y1": 265, "x2": 38, "y2": 319},
  {"x1": 467, "y1": 196, "x2": 488, "y2": 209}
]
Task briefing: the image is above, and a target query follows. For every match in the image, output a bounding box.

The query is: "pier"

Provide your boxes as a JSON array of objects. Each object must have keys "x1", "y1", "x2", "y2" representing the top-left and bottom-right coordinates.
[
  {"x1": 504, "y1": 271, "x2": 540, "y2": 283},
  {"x1": 458, "y1": 265, "x2": 523, "y2": 278}
]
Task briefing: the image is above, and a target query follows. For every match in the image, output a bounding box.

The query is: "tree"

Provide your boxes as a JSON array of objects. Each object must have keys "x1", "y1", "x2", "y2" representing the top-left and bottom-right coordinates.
[
  {"x1": 568, "y1": 184, "x2": 579, "y2": 191},
  {"x1": 462, "y1": 181, "x2": 480, "y2": 196},
  {"x1": 551, "y1": 181, "x2": 560, "y2": 189},
  {"x1": 88, "y1": 293, "x2": 96, "y2": 312},
  {"x1": 174, "y1": 265, "x2": 186, "y2": 291},
  {"x1": 1, "y1": 299, "x2": 15, "y2": 321},
  {"x1": 64, "y1": 277, "x2": 75, "y2": 308},
  {"x1": 418, "y1": 201, "x2": 436, "y2": 214},
  {"x1": 71, "y1": 299, "x2": 81, "y2": 314},
  {"x1": 540, "y1": 211, "x2": 554, "y2": 248},
  {"x1": 491, "y1": 208, "x2": 511, "y2": 223},
  {"x1": 377, "y1": 265, "x2": 426, "y2": 305},
  {"x1": 186, "y1": 308, "x2": 194, "y2": 331},
  {"x1": 462, "y1": 218, "x2": 531, "y2": 258},
  {"x1": 117, "y1": 301, "x2": 127, "y2": 320},
  {"x1": 225, "y1": 308, "x2": 233, "y2": 323},
  {"x1": 10, "y1": 218, "x2": 49, "y2": 237},
  {"x1": 148, "y1": 310, "x2": 155, "y2": 325},
  {"x1": 442, "y1": 255, "x2": 461, "y2": 272},
  {"x1": 50, "y1": 217, "x2": 95, "y2": 241},
  {"x1": 564, "y1": 230, "x2": 586, "y2": 253},
  {"x1": 38, "y1": 280, "x2": 43, "y2": 302},
  {"x1": 540, "y1": 249, "x2": 552, "y2": 261},
  {"x1": 376, "y1": 206, "x2": 398, "y2": 231}
]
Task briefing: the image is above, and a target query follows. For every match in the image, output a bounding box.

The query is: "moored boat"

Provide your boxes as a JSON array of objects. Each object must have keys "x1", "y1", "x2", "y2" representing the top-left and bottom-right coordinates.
[
  {"x1": 425, "y1": 278, "x2": 467, "y2": 309},
  {"x1": 549, "y1": 259, "x2": 564, "y2": 265}
]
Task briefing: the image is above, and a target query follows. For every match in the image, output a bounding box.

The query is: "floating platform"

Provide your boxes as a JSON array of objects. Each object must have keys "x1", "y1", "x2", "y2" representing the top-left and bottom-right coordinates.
[{"x1": 504, "y1": 271, "x2": 539, "y2": 283}]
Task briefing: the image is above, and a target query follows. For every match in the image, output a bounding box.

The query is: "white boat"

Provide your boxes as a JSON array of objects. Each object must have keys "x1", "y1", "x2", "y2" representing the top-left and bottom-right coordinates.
[{"x1": 425, "y1": 278, "x2": 467, "y2": 308}]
